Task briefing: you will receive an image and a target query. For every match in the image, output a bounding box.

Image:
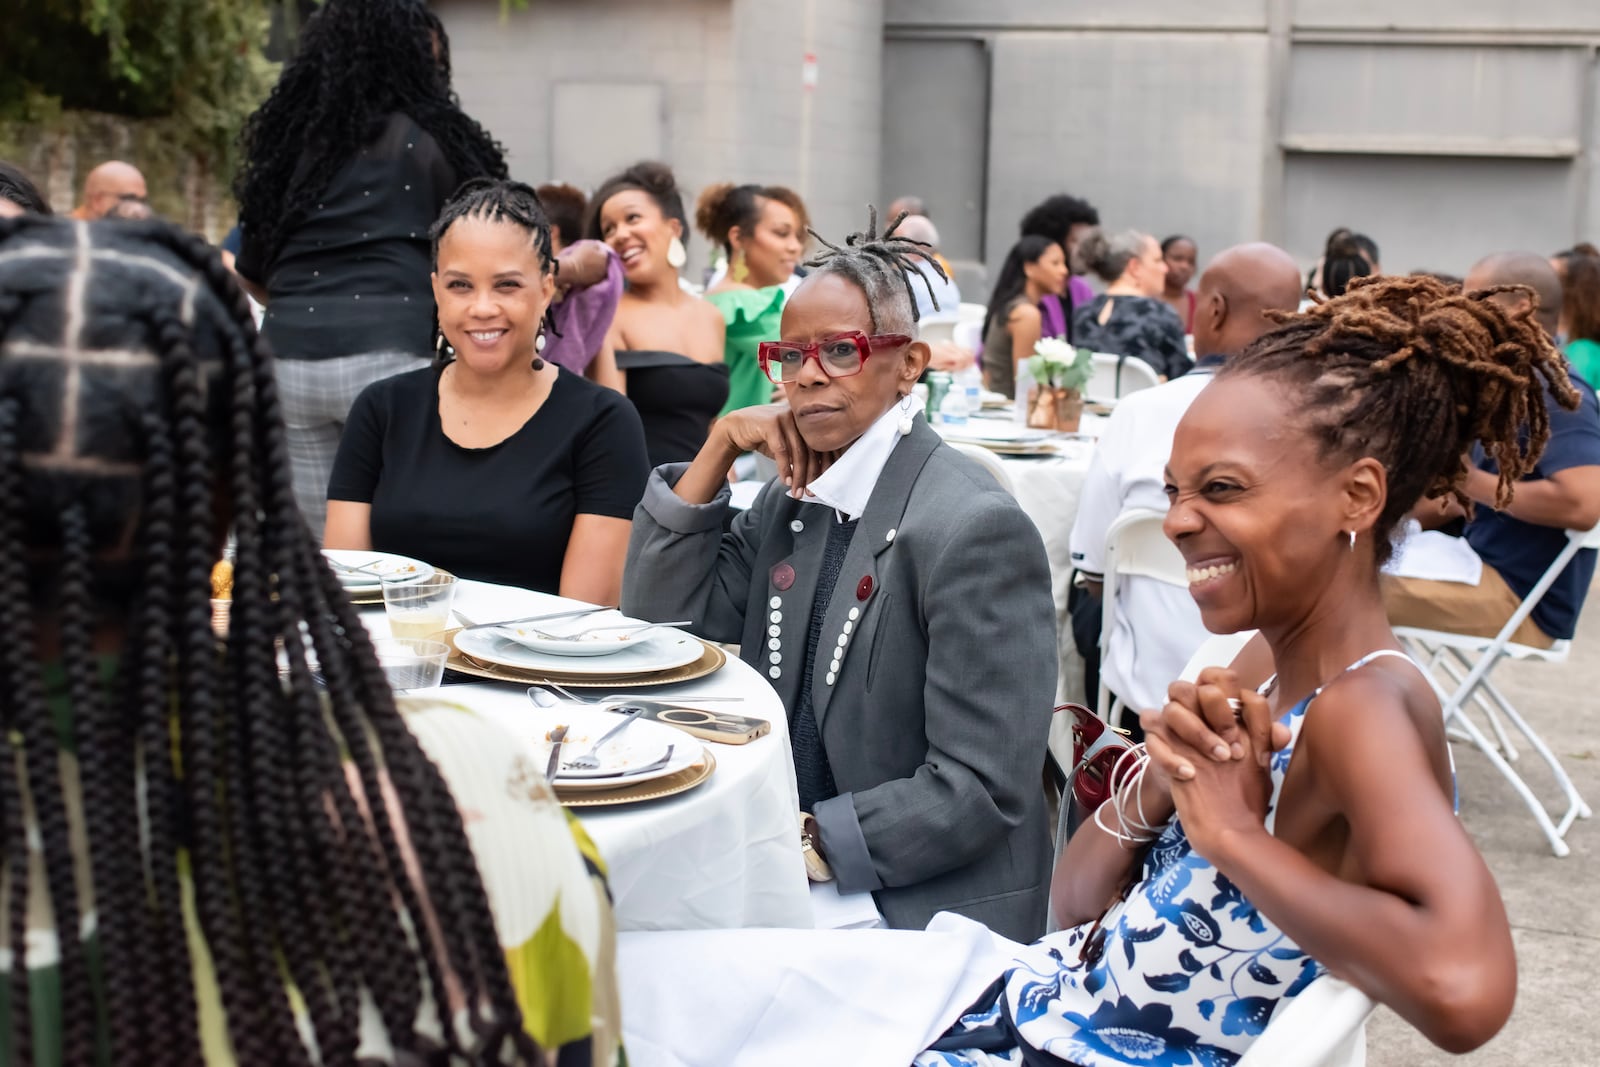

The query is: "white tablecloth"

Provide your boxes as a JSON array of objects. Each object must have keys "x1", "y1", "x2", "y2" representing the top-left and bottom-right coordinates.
[{"x1": 361, "y1": 580, "x2": 814, "y2": 932}]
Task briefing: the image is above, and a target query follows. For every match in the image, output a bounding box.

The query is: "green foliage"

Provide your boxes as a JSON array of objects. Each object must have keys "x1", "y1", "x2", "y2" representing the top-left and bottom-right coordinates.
[{"x1": 1, "y1": 0, "x2": 280, "y2": 177}]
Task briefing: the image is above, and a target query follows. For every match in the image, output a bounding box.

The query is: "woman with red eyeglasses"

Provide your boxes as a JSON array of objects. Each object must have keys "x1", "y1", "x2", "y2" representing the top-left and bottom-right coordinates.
[{"x1": 621, "y1": 211, "x2": 1059, "y2": 941}]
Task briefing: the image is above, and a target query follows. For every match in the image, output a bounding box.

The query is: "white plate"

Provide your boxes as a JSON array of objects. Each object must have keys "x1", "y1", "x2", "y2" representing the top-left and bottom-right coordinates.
[
  {"x1": 939, "y1": 423, "x2": 1057, "y2": 445},
  {"x1": 494, "y1": 610, "x2": 657, "y2": 658},
  {"x1": 531, "y1": 707, "x2": 704, "y2": 789},
  {"x1": 323, "y1": 549, "x2": 435, "y2": 593},
  {"x1": 455, "y1": 624, "x2": 705, "y2": 676}
]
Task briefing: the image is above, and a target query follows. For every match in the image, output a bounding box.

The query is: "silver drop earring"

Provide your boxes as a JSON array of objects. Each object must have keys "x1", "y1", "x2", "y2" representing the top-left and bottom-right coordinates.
[{"x1": 1347, "y1": 530, "x2": 1356, "y2": 551}]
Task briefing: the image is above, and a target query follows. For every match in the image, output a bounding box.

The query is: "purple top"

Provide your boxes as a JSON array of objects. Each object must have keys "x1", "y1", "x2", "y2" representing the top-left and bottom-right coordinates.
[
  {"x1": 542, "y1": 241, "x2": 624, "y2": 375},
  {"x1": 1068, "y1": 274, "x2": 1095, "y2": 308}
]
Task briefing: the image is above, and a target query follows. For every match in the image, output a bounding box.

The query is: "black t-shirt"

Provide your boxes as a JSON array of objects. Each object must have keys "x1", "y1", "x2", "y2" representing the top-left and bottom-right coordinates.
[
  {"x1": 237, "y1": 112, "x2": 462, "y2": 361},
  {"x1": 327, "y1": 363, "x2": 650, "y2": 593}
]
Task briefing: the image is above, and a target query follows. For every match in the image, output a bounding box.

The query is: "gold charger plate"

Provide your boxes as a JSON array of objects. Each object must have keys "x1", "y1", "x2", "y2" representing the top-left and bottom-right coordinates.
[
  {"x1": 555, "y1": 750, "x2": 716, "y2": 808},
  {"x1": 439, "y1": 627, "x2": 727, "y2": 688}
]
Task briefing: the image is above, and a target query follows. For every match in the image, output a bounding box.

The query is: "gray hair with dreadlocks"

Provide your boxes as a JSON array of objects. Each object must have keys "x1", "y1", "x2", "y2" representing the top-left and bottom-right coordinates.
[{"x1": 805, "y1": 207, "x2": 949, "y2": 336}]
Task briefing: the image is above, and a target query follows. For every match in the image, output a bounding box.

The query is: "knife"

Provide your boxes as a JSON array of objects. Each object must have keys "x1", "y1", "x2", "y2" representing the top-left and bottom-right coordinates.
[{"x1": 544, "y1": 725, "x2": 568, "y2": 784}]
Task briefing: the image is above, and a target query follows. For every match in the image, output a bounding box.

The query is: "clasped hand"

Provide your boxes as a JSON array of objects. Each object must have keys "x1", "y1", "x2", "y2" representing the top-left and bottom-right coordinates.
[
  {"x1": 1139, "y1": 668, "x2": 1290, "y2": 854},
  {"x1": 717, "y1": 403, "x2": 840, "y2": 499}
]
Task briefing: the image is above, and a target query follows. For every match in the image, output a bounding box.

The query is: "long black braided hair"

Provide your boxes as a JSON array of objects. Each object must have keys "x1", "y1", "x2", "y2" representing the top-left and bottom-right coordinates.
[
  {"x1": 0, "y1": 216, "x2": 541, "y2": 1066},
  {"x1": 805, "y1": 207, "x2": 948, "y2": 332},
  {"x1": 234, "y1": 0, "x2": 508, "y2": 271}
]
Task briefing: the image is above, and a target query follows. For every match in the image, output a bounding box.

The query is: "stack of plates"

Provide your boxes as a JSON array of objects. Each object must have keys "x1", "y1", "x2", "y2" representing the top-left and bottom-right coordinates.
[
  {"x1": 938, "y1": 423, "x2": 1062, "y2": 455},
  {"x1": 445, "y1": 624, "x2": 726, "y2": 688},
  {"x1": 324, "y1": 549, "x2": 434, "y2": 604},
  {"x1": 531, "y1": 707, "x2": 715, "y2": 808}
]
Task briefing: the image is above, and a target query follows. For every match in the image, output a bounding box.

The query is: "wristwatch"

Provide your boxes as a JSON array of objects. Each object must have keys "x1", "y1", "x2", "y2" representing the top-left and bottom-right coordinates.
[{"x1": 799, "y1": 811, "x2": 834, "y2": 883}]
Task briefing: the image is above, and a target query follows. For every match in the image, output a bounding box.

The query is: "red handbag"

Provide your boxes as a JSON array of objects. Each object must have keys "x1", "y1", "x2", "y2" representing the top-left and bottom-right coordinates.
[{"x1": 1060, "y1": 702, "x2": 1140, "y2": 813}]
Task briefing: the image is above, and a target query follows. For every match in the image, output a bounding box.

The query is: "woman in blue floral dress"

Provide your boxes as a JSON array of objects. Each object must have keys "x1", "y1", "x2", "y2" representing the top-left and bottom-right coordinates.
[{"x1": 921, "y1": 273, "x2": 1548, "y2": 1065}]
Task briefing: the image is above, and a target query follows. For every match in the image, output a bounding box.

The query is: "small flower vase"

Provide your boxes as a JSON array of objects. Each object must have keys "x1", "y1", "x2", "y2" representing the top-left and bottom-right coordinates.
[{"x1": 1027, "y1": 385, "x2": 1083, "y2": 432}]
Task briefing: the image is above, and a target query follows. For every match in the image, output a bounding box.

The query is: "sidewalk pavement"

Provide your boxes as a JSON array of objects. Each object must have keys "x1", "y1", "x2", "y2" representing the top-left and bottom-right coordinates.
[{"x1": 1367, "y1": 595, "x2": 1599, "y2": 1065}]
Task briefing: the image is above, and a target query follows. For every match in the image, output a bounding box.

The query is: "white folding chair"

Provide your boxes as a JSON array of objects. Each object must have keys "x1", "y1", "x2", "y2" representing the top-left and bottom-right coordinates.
[
  {"x1": 948, "y1": 442, "x2": 1015, "y2": 496},
  {"x1": 1087, "y1": 352, "x2": 1161, "y2": 402},
  {"x1": 957, "y1": 301, "x2": 987, "y2": 328},
  {"x1": 952, "y1": 318, "x2": 983, "y2": 355},
  {"x1": 1237, "y1": 976, "x2": 1376, "y2": 1067},
  {"x1": 1098, "y1": 507, "x2": 1189, "y2": 723},
  {"x1": 1393, "y1": 521, "x2": 1600, "y2": 856},
  {"x1": 920, "y1": 319, "x2": 957, "y2": 345},
  {"x1": 1179, "y1": 630, "x2": 1258, "y2": 683}
]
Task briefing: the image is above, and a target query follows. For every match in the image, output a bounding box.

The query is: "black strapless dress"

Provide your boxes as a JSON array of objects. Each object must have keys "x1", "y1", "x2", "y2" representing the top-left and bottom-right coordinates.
[{"x1": 616, "y1": 350, "x2": 732, "y2": 467}]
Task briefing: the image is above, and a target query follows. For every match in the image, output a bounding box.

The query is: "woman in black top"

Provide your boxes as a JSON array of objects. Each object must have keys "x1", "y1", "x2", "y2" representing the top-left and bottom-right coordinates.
[
  {"x1": 234, "y1": 0, "x2": 507, "y2": 536},
  {"x1": 591, "y1": 162, "x2": 730, "y2": 466},
  {"x1": 1071, "y1": 228, "x2": 1190, "y2": 380},
  {"x1": 326, "y1": 181, "x2": 649, "y2": 603}
]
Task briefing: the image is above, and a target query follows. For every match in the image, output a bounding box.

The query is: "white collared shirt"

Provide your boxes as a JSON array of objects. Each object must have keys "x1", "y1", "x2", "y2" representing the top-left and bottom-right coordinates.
[{"x1": 802, "y1": 402, "x2": 912, "y2": 522}]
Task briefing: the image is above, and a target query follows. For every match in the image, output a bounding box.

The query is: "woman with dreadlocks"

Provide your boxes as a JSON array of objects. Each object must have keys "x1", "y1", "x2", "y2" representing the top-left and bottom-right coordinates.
[
  {"x1": 0, "y1": 216, "x2": 621, "y2": 1066},
  {"x1": 233, "y1": 0, "x2": 508, "y2": 536},
  {"x1": 917, "y1": 273, "x2": 1537, "y2": 1066},
  {"x1": 622, "y1": 209, "x2": 1058, "y2": 940},
  {"x1": 325, "y1": 179, "x2": 648, "y2": 605}
]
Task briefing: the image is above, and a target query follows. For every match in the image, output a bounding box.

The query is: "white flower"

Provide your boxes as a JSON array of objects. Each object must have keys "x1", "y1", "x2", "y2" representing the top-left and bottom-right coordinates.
[{"x1": 1033, "y1": 337, "x2": 1075, "y2": 361}]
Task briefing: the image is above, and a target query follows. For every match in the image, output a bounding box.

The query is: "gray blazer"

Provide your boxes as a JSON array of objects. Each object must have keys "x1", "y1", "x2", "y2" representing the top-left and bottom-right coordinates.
[{"x1": 622, "y1": 421, "x2": 1057, "y2": 940}]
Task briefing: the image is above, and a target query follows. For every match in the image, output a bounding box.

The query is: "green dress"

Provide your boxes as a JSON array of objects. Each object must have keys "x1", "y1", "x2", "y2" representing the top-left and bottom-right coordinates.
[
  {"x1": 708, "y1": 285, "x2": 788, "y2": 416},
  {"x1": 1566, "y1": 338, "x2": 1600, "y2": 390},
  {"x1": 1, "y1": 677, "x2": 622, "y2": 1066}
]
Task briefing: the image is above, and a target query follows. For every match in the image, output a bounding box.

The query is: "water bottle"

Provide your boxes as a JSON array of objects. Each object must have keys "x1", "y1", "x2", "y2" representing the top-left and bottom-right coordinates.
[
  {"x1": 938, "y1": 381, "x2": 970, "y2": 427},
  {"x1": 959, "y1": 365, "x2": 982, "y2": 412}
]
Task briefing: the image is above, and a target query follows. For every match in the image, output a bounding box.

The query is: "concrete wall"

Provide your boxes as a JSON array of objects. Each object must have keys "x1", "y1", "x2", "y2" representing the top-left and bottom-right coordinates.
[
  {"x1": 438, "y1": 0, "x2": 1600, "y2": 281},
  {"x1": 886, "y1": 0, "x2": 1600, "y2": 277},
  {"x1": 435, "y1": 0, "x2": 882, "y2": 277}
]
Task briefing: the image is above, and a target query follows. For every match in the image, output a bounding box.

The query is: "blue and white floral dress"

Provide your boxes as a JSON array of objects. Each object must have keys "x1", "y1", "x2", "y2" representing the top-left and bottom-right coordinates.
[{"x1": 918, "y1": 651, "x2": 1417, "y2": 1067}]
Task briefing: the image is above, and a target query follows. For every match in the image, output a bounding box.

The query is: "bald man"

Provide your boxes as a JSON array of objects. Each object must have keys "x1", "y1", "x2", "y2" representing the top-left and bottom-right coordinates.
[
  {"x1": 1068, "y1": 243, "x2": 1303, "y2": 718},
  {"x1": 71, "y1": 161, "x2": 147, "y2": 221},
  {"x1": 1385, "y1": 252, "x2": 1600, "y2": 648}
]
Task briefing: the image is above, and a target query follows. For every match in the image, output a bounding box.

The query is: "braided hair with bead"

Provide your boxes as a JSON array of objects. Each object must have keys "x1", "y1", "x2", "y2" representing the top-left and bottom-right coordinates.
[
  {"x1": 1219, "y1": 272, "x2": 1580, "y2": 564},
  {"x1": 804, "y1": 206, "x2": 949, "y2": 332},
  {"x1": 0, "y1": 216, "x2": 544, "y2": 1065}
]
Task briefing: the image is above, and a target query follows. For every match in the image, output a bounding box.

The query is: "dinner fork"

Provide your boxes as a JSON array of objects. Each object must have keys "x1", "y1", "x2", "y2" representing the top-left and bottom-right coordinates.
[
  {"x1": 563, "y1": 705, "x2": 645, "y2": 771},
  {"x1": 527, "y1": 619, "x2": 693, "y2": 640}
]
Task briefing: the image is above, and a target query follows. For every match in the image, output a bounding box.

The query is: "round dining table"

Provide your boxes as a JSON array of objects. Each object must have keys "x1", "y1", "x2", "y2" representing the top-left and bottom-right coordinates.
[{"x1": 360, "y1": 578, "x2": 814, "y2": 932}]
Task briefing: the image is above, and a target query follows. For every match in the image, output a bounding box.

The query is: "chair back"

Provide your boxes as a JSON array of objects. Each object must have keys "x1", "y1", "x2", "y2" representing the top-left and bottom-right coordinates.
[
  {"x1": 948, "y1": 443, "x2": 1015, "y2": 496},
  {"x1": 953, "y1": 319, "x2": 983, "y2": 355},
  {"x1": 1179, "y1": 630, "x2": 1258, "y2": 683},
  {"x1": 957, "y1": 301, "x2": 987, "y2": 327},
  {"x1": 919, "y1": 319, "x2": 957, "y2": 346},
  {"x1": 1097, "y1": 507, "x2": 1187, "y2": 719},
  {"x1": 1087, "y1": 353, "x2": 1161, "y2": 401}
]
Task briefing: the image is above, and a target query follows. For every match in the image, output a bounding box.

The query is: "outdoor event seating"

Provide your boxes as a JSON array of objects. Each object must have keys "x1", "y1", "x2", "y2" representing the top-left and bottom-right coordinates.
[{"x1": 1394, "y1": 520, "x2": 1600, "y2": 857}]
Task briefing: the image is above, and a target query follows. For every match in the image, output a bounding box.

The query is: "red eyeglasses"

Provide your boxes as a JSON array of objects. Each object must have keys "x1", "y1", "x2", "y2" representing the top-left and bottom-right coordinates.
[{"x1": 756, "y1": 331, "x2": 912, "y2": 385}]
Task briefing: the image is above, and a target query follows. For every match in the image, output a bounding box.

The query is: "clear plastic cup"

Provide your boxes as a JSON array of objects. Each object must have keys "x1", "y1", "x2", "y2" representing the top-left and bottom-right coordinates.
[
  {"x1": 382, "y1": 572, "x2": 458, "y2": 640},
  {"x1": 373, "y1": 637, "x2": 449, "y2": 691}
]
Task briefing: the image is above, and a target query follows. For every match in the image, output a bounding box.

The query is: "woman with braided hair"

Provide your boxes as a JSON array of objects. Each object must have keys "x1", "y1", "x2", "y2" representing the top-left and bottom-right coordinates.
[
  {"x1": 623, "y1": 208, "x2": 1059, "y2": 939},
  {"x1": 234, "y1": 0, "x2": 509, "y2": 537},
  {"x1": 325, "y1": 179, "x2": 648, "y2": 604},
  {"x1": 0, "y1": 216, "x2": 619, "y2": 1066},
  {"x1": 918, "y1": 273, "x2": 1537, "y2": 1065}
]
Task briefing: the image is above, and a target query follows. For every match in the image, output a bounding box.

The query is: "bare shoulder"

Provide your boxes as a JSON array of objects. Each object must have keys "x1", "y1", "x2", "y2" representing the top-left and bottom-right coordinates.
[
  {"x1": 1299, "y1": 656, "x2": 1449, "y2": 791},
  {"x1": 1007, "y1": 301, "x2": 1041, "y2": 326}
]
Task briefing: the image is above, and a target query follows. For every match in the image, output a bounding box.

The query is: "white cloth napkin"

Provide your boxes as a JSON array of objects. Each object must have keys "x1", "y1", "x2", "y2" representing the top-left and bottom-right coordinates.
[{"x1": 617, "y1": 913, "x2": 1020, "y2": 1067}]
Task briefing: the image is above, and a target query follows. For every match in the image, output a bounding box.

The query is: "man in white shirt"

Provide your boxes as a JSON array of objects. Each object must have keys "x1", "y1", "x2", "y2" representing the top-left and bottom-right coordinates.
[{"x1": 1069, "y1": 243, "x2": 1303, "y2": 718}]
